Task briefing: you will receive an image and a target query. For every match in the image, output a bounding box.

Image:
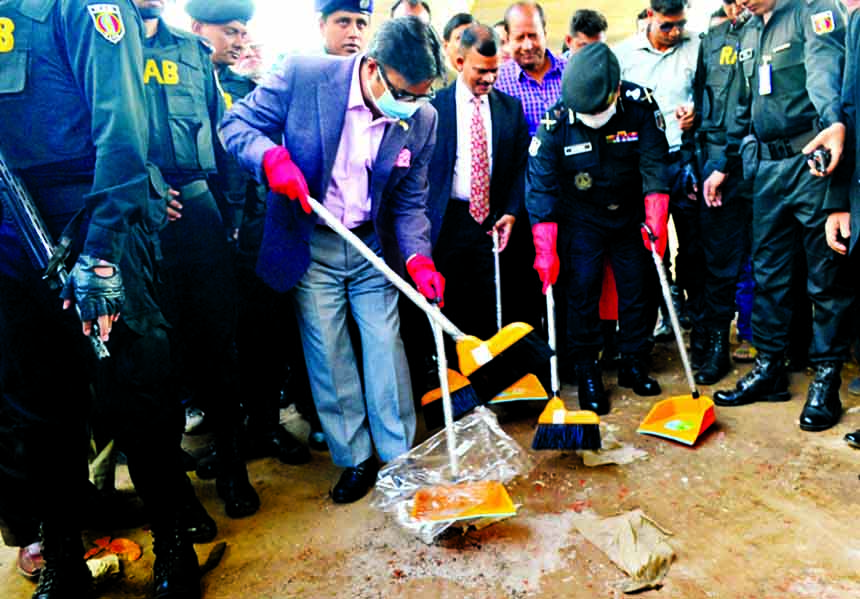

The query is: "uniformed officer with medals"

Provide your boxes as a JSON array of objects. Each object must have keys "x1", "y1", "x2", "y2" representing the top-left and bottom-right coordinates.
[
  {"x1": 134, "y1": 0, "x2": 263, "y2": 527},
  {"x1": 527, "y1": 43, "x2": 670, "y2": 416},
  {"x1": 704, "y1": 0, "x2": 851, "y2": 432}
]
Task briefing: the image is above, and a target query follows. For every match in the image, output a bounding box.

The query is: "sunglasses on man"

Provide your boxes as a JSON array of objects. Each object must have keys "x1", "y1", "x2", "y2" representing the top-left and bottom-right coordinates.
[
  {"x1": 657, "y1": 19, "x2": 687, "y2": 32},
  {"x1": 377, "y1": 64, "x2": 435, "y2": 104}
]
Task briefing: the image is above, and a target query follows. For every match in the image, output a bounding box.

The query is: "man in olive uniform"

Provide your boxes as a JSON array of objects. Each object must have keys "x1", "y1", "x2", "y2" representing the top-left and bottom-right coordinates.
[
  {"x1": 187, "y1": 0, "x2": 317, "y2": 469},
  {"x1": 134, "y1": 0, "x2": 261, "y2": 519},
  {"x1": 705, "y1": 0, "x2": 851, "y2": 432},
  {"x1": 0, "y1": 0, "x2": 200, "y2": 597},
  {"x1": 684, "y1": 0, "x2": 751, "y2": 385},
  {"x1": 526, "y1": 43, "x2": 669, "y2": 415}
]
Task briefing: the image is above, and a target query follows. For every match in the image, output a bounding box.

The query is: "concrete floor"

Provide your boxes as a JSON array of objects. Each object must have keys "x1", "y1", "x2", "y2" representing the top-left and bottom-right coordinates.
[{"x1": 3, "y1": 341, "x2": 860, "y2": 599}]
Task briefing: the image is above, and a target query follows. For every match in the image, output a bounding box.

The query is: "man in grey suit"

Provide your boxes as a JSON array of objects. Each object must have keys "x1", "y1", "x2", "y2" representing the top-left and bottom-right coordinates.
[{"x1": 220, "y1": 17, "x2": 445, "y2": 503}]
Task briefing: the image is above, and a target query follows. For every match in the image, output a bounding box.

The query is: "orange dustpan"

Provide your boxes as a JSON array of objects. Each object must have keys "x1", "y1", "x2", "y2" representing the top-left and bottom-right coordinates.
[
  {"x1": 413, "y1": 308, "x2": 515, "y2": 523},
  {"x1": 637, "y1": 224, "x2": 715, "y2": 446}
]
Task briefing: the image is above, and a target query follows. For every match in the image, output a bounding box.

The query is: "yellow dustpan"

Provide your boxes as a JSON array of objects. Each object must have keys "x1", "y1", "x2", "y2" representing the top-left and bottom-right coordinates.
[
  {"x1": 487, "y1": 230, "x2": 548, "y2": 404},
  {"x1": 413, "y1": 307, "x2": 515, "y2": 523},
  {"x1": 637, "y1": 224, "x2": 716, "y2": 446}
]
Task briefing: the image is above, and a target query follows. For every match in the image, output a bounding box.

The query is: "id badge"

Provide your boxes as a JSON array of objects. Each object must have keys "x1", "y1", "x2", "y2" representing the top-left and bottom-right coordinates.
[{"x1": 758, "y1": 63, "x2": 772, "y2": 95}]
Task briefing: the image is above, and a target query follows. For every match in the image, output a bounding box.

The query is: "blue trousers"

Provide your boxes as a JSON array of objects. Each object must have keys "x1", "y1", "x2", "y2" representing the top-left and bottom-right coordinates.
[{"x1": 292, "y1": 226, "x2": 414, "y2": 467}]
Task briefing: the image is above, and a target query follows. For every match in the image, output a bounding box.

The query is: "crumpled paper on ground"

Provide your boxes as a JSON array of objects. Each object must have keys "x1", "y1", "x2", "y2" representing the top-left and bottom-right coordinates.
[
  {"x1": 86, "y1": 553, "x2": 121, "y2": 582},
  {"x1": 577, "y1": 428, "x2": 648, "y2": 467},
  {"x1": 571, "y1": 509, "x2": 675, "y2": 593}
]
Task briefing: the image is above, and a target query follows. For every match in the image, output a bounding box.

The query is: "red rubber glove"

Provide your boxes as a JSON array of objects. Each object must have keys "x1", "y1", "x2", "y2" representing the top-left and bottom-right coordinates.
[
  {"x1": 406, "y1": 255, "x2": 445, "y2": 307},
  {"x1": 532, "y1": 222, "x2": 559, "y2": 294},
  {"x1": 642, "y1": 193, "x2": 669, "y2": 258},
  {"x1": 263, "y1": 146, "x2": 311, "y2": 214}
]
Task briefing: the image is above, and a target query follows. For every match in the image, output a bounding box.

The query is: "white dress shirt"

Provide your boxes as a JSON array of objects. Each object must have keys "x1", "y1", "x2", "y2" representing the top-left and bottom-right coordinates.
[{"x1": 452, "y1": 77, "x2": 494, "y2": 202}]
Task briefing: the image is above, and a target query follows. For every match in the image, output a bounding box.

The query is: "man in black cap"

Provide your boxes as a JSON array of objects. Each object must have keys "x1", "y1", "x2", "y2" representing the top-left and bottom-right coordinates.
[
  {"x1": 527, "y1": 42, "x2": 670, "y2": 415},
  {"x1": 318, "y1": 0, "x2": 373, "y2": 57},
  {"x1": 187, "y1": 0, "x2": 318, "y2": 473}
]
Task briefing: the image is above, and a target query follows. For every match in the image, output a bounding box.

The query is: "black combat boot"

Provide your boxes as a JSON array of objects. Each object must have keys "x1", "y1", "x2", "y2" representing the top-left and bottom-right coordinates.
[
  {"x1": 694, "y1": 328, "x2": 732, "y2": 385},
  {"x1": 32, "y1": 524, "x2": 92, "y2": 599},
  {"x1": 689, "y1": 325, "x2": 709, "y2": 371},
  {"x1": 152, "y1": 520, "x2": 201, "y2": 599},
  {"x1": 575, "y1": 360, "x2": 609, "y2": 415},
  {"x1": 799, "y1": 362, "x2": 842, "y2": 432},
  {"x1": 713, "y1": 352, "x2": 790, "y2": 406},
  {"x1": 178, "y1": 486, "x2": 217, "y2": 544},
  {"x1": 214, "y1": 429, "x2": 260, "y2": 519},
  {"x1": 617, "y1": 354, "x2": 661, "y2": 396}
]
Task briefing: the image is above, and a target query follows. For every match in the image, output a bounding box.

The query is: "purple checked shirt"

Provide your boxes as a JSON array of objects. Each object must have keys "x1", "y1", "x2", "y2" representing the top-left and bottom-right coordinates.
[{"x1": 494, "y1": 50, "x2": 567, "y2": 137}]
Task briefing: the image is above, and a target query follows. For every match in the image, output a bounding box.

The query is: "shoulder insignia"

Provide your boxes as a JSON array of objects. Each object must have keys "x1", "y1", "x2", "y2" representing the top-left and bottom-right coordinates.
[
  {"x1": 539, "y1": 107, "x2": 564, "y2": 132},
  {"x1": 738, "y1": 48, "x2": 754, "y2": 61},
  {"x1": 811, "y1": 10, "x2": 835, "y2": 35},
  {"x1": 87, "y1": 4, "x2": 125, "y2": 44},
  {"x1": 654, "y1": 110, "x2": 666, "y2": 132},
  {"x1": 624, "y1": 84, "x2": 656, "y2": 106},
  {"x1": 528, "y1": 137, "x2": 542, "y2": 157}
]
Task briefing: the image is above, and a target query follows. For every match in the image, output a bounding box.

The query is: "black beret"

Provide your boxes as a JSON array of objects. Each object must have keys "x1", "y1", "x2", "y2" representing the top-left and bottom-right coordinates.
[
  {"x1": 315, "y1": 0, "x2": 374, "y2": 15},
  {"x1": 562, "y1": 42, "x2": 621, "y2": 115},
  {"x1": 186, "y1": 0, "x2": 255, "y2": 24}
]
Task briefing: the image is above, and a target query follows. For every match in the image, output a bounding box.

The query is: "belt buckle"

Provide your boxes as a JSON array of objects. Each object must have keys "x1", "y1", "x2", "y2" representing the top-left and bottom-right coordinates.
[{"x1": 768, "y1": 139, "x2": 791, "y2": 160}]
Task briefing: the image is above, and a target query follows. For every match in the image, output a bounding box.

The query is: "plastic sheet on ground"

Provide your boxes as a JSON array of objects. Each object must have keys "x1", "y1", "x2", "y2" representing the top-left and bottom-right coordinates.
[
  {"x1": 571, "y1": 509, "x2": 675, "y2": 593},
  {"x1": 371, "y1": 406, "x2": 532, "y2": 544}
]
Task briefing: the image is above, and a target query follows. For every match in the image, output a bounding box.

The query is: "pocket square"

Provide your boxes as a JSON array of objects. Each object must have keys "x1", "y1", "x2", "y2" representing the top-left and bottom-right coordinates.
[{"x1": 394, "y1": 148, "x2": 411, "y2": 168}]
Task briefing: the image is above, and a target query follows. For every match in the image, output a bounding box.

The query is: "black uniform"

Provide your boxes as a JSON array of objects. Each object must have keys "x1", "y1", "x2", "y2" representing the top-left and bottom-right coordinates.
[
  {"x1": 527, "y1": 81, "x2": 670, "y2": 363},
  {"x1": 727, "y1": 0, "x2": 850, "y2": 363},
  {"x1": 686, "y1": 15, "x2": 753, "y2": 382},
  {"x1": 141, "y1": 19, "x2": 260, "y2": 518},
  {"x1": 0, "y1": 0, "x2": 197, "y2": 594}
]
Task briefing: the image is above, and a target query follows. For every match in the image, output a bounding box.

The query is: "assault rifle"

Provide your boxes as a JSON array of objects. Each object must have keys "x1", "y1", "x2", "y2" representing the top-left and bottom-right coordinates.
[{"x1": 0, "y1": 147, "x2": 110, "y2": 359}]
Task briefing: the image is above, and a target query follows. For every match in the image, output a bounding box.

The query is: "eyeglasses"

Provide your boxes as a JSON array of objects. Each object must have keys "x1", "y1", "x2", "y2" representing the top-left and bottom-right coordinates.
[
  {"x1": 657, "y1": 19, "x2": 687, "y2": 32},
  {"x1": 377, "y1": 64, "x2": 435, "y2": 103}
]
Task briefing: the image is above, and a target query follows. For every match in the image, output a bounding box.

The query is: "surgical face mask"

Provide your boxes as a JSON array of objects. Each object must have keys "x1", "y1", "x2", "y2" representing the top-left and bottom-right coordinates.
[
  {"x1": 576, "y1": 101, "x2": 617, "y2": 129},
  {"x1": 374, "y1": 88, "x2": 422, "y2": 120}
]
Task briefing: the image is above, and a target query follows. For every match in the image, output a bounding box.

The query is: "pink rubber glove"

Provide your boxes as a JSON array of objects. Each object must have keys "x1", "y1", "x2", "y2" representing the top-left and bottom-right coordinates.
[
  {"x1": 406, "y1": 255, "x2": 446, "y2": 307},
  {"x1": 532, "y1": 222, "x2": 559, "y2": 294},
  {"x1": 263, "y1": 146, "x2": 311, "y2": 214},
  {"x1": 642, "y1": 193, "x2": 669, "y2": 258}
]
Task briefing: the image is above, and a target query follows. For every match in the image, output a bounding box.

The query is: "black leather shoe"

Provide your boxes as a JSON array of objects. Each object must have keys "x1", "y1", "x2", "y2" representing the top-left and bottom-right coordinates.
[
  {"x1": 653, "y1": 319, "x2": 673, "y2": 342},
  {"x1": 713, "y1": 353, "x2": 790, "y2": 406},
  {"x1": 689, "y1": 326, "x2": 709, "y2": 371},
  {"x1": 178, "y1": 496, "x2": 217, "y2": 544},
  {"x1": 844, "y1": 429, "x2": 860, "y2": 448},
  {"x1": 694, "y1": 328, "x2": 732, "y2": 385},
  {"x1": 245, "y1": 426, "x2": 311, "y2": 465},
  {"x1": 216, "y1": 466, "x2": 260, "y2": 519},
  {"x1": 799, "y1": 362, "x2": 842, "y2": 432},
  {"x1": 331, "y1": 457, "x2": 379, "y2": 504},
  {"x1": 575, "y1": 360, "x2": 609, "y2": 415},
  {"x1": 617, "y1": 356, "x2": 661, "y2": 396},
  {"x1": 152, "y1": 524, "x2": 200, "y2": 599}
]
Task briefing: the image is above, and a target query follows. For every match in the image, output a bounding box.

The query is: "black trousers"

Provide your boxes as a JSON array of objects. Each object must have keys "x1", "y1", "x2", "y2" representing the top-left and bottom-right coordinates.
[
  {"x1": 560, "y1": 216, "x2": 651, "y2": 361},
  {"x1": 668, "y1": 160, "x2": 706, "y2": 327},
  {"x1": 750, "y1": 153, "x2": 852, "y2": 361},
  {"x1": 0, "y1": 197, "x2": 187, "y2": 533}
]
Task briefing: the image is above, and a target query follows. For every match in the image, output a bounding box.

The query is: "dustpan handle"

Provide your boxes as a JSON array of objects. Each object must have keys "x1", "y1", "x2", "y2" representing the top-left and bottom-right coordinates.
[
  {"x1": 642, "y1": 224, "x2": 699, "y2": 398},
  {"x1": 547, "y1": 284, "x2": 559, "y2": 397},
  {"x1": 493, "y1": 229, "x2": 502, "y2": 332},
  {"x1": 305, "y1": 195, "x2": 466, "y2": 340},
  {"x1": 426, "y1": 310, "x2": 459, "y2": 478}
]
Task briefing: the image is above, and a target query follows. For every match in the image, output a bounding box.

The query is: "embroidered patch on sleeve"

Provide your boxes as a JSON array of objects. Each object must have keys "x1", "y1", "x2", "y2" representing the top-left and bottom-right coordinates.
[
  {"x1": 811, "y1": 10, "x2": 835, "y2": 35},
  {"x1": 87, "y1": 4, "x2": 125, "y2": 44}
]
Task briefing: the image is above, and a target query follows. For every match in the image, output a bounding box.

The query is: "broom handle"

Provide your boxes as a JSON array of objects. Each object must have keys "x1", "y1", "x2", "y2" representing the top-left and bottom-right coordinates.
[
  {"x1": 493, "y1": 229, "x2": 502, "y2": 332},
  {"x1": 306, "y1": 195, "x2": 466, "y2": 340},
  {"x1": 547, "y1": 284, "x2": 559, "y2": 397},
  {"x1": 427, "y1": 311, "x2": 459, "y2": 478},
  {"x1": 643, "y1": 224, "x2": 699, "y2": 398}
]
